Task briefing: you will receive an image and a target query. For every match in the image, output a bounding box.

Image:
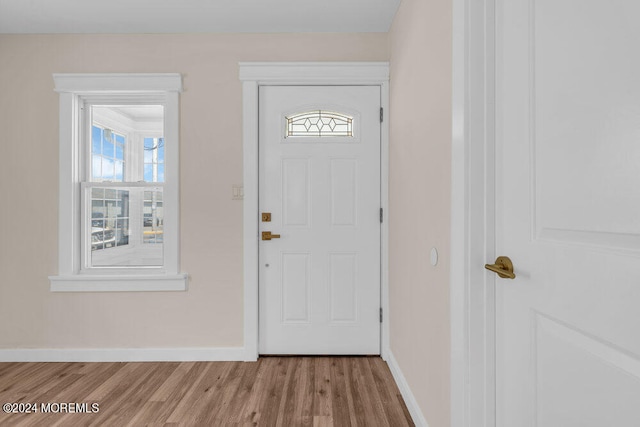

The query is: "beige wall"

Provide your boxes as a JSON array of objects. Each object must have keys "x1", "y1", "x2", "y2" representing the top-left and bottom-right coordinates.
[
  {"x1": 0, "y1": 17, "x2": 454, "y2": 424},
  {"x1": 389, "y1": 0, "x2": 452, "y2": 425},
  {"x1": 0, "y1": 33, "x2": 388, "y2": 348}
]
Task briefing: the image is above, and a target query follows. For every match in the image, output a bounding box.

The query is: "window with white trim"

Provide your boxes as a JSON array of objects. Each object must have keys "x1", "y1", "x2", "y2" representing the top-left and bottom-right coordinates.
[{"x1": 49, "y1": 74, "x2": 187, "y2": 292}]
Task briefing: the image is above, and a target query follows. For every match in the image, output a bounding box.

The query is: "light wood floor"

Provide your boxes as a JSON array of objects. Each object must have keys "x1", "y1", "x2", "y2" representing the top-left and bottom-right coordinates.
[{"x1": 0, "y1": 357, "x2": 413, "y2": 426}]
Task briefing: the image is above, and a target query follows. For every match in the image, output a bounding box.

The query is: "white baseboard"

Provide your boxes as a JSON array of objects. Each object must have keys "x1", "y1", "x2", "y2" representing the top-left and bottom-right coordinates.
[
  {"x1": 385, "y1": 349, "x2": 429, "y2": 427},
  {"x1": 0, "y1": 347, "x2": 256, "y2": 362}
]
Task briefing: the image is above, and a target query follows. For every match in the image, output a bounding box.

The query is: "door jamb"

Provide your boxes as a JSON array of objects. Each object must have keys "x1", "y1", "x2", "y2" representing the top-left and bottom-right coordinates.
[
  {"x1": 451, "y1": 0, "x2": 497, "y2": 425},
  {"x1": 239, "y1": 62, "x2": 390, "y2": 361}
]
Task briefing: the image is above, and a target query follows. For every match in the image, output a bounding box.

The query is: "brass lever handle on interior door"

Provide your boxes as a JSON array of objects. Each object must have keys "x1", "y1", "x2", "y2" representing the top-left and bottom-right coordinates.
[
  {"x1": 262, "y1": 231, "x2": 281, "y2": 241},
  {"x1": 484, "y1": 256, "x2": 516, "y2": 279}
]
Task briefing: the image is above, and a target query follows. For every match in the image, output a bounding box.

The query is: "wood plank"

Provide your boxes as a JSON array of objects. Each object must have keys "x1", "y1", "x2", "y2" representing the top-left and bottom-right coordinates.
[
  {"x1": 342, "y1": 358, "x2": 366, "y2": 427},
  {"x1": 1, "y1": 363, "x2": 64, "y2": 398},
  {"x1": 357, "y1": 357, "x2": 390, "y2": 427},
  {"x1": 313, "y1": 357, "x2": 333, "y2": 420},
  {"x1": 182, "y1": 362, "x2": 237, "y2": 426},
  {"x1": 79, "y1": 362, "x2": 159, "y2": 427},
  {"x1": 221, "y1": 358, "x2": 260, "y2": 424},
  {"x1": 368, "y1": 357, "x2": 414, "y2": 427},
  {"x1": 147, "y1": 362, "x2": 190, "y2": 402},
  {"x1": 273, "y1": 356, "x2": 295, "y2": 426},
  {"x1": 329, "y1": 357, "x2": 352, "y2": 427},
  {"x1": 95, "y1": 363, "x2": 175, "y2": 426},
  {"x1": 294, "y1": 356, "x2": 315, "y2": 426},
  {"x1": 0, "y1": 362, "x2": 45, "y2": 387},
  {"x1": 277, "y1": 357, "x2": 314, "y2": 426},
  {"x1": 0, "y1": 357, "x2": 413, "y2": 426},
  {"x1": 127, "y1": 362, "x2": 209, "y2": 426},
  {"x1": 236, "y1": 357, "x2": 276, "y2": 425},
  {"x1": 255, "y1": 357, "x2": 289, "y2": 426},
  {"x1": 164, "y1": 362, "x2": 217, "y2": 424},
  {"x1": 0, "y1": 362, "x2": 15, "y2": 374},
  {"x1": 198, "y1": 362, "x2": 244, "y2": 425}
]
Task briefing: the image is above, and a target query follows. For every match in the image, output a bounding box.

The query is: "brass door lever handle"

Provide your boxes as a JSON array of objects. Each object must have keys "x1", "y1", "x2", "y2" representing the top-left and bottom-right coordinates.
[
  {"x1": 262, "y1": 231, "x2": 281, "y2": 241},
  {"x1": 485, "y1": 256, "x2": 516, "y2": 279}
]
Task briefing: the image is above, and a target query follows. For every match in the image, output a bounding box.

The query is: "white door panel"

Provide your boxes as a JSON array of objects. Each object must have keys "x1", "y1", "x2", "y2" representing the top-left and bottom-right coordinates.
[
  {"x1": 259, "y1": 86, "x2": 381, "y2": 355},
  {"x1": 496, "y1": 0, "x2": 640, "y2": 425}
]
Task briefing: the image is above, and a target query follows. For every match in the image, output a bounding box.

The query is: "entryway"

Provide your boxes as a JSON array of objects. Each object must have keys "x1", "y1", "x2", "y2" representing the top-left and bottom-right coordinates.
[
  {"x1": 240, "y1": 63, "x2": 390, "y2": 359},
  {"x1": 259, "y1": 85, "x2": 381, "y2": 355}
]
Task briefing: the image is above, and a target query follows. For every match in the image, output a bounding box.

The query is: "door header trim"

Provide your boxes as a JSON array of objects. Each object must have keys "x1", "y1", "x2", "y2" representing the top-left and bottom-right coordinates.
[{"x1": 239, "y1": 62, "x2": 389, "y2": 85}]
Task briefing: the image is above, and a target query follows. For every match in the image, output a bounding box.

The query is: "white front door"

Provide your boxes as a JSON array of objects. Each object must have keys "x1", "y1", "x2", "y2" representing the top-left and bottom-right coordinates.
[
  {"x1": 258, "y1": 85, "x2": 381, "y2": 355},
  {"x1": 496, "y1": 1, "x2": 640, "y2": 425}
]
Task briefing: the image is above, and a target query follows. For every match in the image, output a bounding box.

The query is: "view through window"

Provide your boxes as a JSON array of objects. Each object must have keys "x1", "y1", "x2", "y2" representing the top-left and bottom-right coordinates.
[{"x1": 88, "y1": 105, "x2": 165, "y2": 267}]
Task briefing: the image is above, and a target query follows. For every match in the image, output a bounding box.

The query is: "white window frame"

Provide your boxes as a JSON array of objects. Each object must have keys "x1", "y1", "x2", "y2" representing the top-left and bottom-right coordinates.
[{"x1": 49, "y1": 74, "x2": 187, "y2": 292}]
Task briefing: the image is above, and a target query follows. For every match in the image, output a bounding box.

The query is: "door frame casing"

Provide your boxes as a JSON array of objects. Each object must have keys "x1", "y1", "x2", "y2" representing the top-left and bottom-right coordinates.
[
  {"x1": 239, "y1": 62, "x2": 390, "y2": 361},
  {"x1": 451, "y1": 0, "x2": 496, "y2": 426}
]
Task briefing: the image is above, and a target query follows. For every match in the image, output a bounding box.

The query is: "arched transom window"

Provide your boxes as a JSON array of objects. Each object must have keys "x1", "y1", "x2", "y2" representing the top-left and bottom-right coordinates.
[{"x1": 285, "y1": 110, "x2": 353, "y2": 137}]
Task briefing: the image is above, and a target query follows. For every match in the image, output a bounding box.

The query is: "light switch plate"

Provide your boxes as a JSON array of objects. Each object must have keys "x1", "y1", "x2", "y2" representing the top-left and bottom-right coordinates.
[{"x1": 232, "y1": 184, "x2": 244, "y2": 200}]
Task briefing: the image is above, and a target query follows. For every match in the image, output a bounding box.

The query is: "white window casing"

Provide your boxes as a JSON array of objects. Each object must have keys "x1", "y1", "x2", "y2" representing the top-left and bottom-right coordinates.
[{"x1": 49, "y1": 74, "x2": 187, "y2": 292}]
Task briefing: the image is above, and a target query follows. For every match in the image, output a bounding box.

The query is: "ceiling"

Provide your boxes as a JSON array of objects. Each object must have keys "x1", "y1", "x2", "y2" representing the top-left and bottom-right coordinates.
[
  {"x1": 95, "y1": 105, "x2": 164, "y2": 122},
  {"x1": 0, "y1": 0, "x2": 401, "y2": 34}
]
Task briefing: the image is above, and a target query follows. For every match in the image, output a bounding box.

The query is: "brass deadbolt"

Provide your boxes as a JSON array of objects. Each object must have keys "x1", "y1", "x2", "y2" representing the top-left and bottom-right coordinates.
[{"x1": 262, "y1": 231, "x2": 281, "y2": 241}]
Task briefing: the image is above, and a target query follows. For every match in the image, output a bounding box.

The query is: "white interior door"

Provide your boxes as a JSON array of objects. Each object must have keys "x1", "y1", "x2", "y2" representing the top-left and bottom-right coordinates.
[
  {"x1": 259, "y1": 85, "x2": 381, "y2": 355},
  {"x1": 496, "y1": 1, "x2": 640, "y2": 425}
]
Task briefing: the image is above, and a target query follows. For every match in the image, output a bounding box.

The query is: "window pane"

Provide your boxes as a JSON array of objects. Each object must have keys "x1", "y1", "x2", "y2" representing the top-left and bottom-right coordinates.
[
  {"x1": 143, "y1": 136, "x2": 165, "y2": 183},
  {"x1": 92, "y1": 155, "x2": 102, "y2": 180},
  {"x1": 90, "y1": 107, "x2": 133, "y2": 183},
  {"x1": 92, "y1": 126, "x2": 102, "y2": 155},
  {"x1": 103, "y1": 137, "x2": 114, "y2": 158},
  {"x1": 91, "y1": 199, "x2": 105, "y2": 228},
  {"x1": 102, "y1": 158, "x2": 114, "y2": 180},
  {"x1": 86, "y1": 103, "x2": 165, "y2": 269},
  {"x1": 144, "y1": 148, "x2": 153, "y2": 163},
  {"x1": 144, "y1": 164, "x2": 153, "y2": 182},
  {"x1": 115, "y1": 142, "x2": 124, "y2": 160},
  {"x1": 158, "y1": 139, "x2": 164, "y2": 161},
  {"x1": 143, "y1": 190, "x2": 164, "y2": 245},
  {"x1": 285, "y1": 110, "x2": 354, "y2": 138},
  {"x1": 91, "y1": 187, "x2": 104, "y2": 198},
  {"x1": 115, "y1": 161, "x2": 124, "y2": 181},
  {"x1": 89, "y1": 186, "x2": 163, "y2": 267},
  {"x1": 157, "y1": 164, "x2": 165, "y2": 182}
]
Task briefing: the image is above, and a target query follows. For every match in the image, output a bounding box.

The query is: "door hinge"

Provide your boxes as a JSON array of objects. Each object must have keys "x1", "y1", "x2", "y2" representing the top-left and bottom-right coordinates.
[
  {"x1": 380, "y1": 207, "x2": 383, "y2": 223},
  {"x1": 380, "y1": 107, "x2": 383, "y2": 123},
  {"x1": 380, "y1": 307, "x2": 383, "y2": 323}
]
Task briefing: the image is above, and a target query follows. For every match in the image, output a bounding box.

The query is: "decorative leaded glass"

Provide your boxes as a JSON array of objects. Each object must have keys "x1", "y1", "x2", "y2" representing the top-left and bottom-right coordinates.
[{"x1": 286, "y1": 110, "x2": 353, "y2": 137}]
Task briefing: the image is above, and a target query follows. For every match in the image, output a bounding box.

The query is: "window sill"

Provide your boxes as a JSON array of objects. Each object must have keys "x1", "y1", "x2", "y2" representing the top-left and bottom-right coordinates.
[{"x1": 48, "y1": 273, "x2": 188, "y2": 292}]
